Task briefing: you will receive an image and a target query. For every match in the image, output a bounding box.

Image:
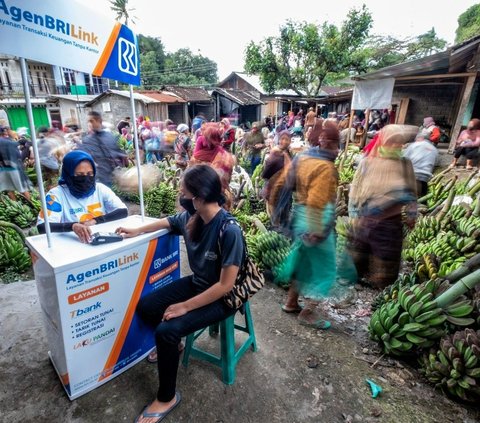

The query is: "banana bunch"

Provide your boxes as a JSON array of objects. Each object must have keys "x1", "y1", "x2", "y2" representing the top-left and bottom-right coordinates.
[
  {"x1": 425, "y1": 176, "x2": 456, "y2": 210},
  {"x1": 444, "y1": 296, "x2": 476, "y2": 328},
  {"x1": 145, "y1": 182, "x2": 177, "y2": 218},
  {"x1": 438, "y1": 257, "x2": 467, "y2": 278},
  {"x1": 416, "y1": 254, "x2": 440, "y2": 282},
  {"x1": 405, "y1": 216, "x2": 441, "y2": 246},
  {"x1": 369, "y1": 280, "x2": 448, "y2": 356},
  {"x1": 111, "y1": 184, "x2": 141, "y2": 204},
  {"x1": 0, "y1": 194, "x2": 36, "y2": 229},
  {"x1": 448, "y1": 204, "x2": 469, "y2": 221},
  {"x1": 254, "y1": 231, "x2": 290, "y2": 270},
  {"x1": 420, "y1": 329, "x2": 480, "y2": 402},
  {"x1": 455, "y1": 216, "x2": 480, "y2": 239},
  {"x1": 371, "y1": 272, "x2": 417, "y2": 311},
  {"x1": 338, "y1": 166, "x2": 355, "y2": 185},
  {"x1": 233, "y1": 211, "x2": 269, "y2": 235},
  {"x1": 0, "y1": 228, "x2": 31, "y2": 272}
]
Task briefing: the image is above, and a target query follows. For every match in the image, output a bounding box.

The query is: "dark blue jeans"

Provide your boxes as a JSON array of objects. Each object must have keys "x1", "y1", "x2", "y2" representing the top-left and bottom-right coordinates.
[{"x1": 136, "y1": 275, "x2": 236, "y2": 402}]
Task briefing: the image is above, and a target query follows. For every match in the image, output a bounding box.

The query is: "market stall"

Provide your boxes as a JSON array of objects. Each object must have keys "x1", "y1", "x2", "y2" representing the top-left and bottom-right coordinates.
[{"x1": 26, "y1": 215, "x2": 180, "y2": 399}]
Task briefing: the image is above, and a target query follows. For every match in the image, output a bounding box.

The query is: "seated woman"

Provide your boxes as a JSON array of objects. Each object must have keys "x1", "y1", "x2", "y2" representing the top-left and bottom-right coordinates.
[
  {"x1": 37, "y1": 150, "x2": 128, "y2": 243},
  {"x1": 115, "y1": 164, "x2": 245, "y2": 423},
  {"x1": 449, "y1": 118, "x2": 480, "y2": 170}
]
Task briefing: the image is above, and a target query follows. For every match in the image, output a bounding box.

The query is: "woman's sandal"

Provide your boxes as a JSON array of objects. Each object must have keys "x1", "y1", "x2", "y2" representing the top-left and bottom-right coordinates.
[
  {"x1": 147, "y1": 343, "x2": 185, "y2": 364},
  {"x1": 281, "y1": 304, "x2": 304, "y2": 314},
  {"x1": 298, "y1": 318, "x2": 331, "y2": 330}
]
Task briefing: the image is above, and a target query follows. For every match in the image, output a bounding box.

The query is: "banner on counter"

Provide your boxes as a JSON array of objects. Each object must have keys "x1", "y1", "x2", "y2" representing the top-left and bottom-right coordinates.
[
  {"x1": 56, "y1": 234, "x2": 179, "y2": 399},
  {"x1": 0, "y1": 0, "x2": 140, "y2": 85}
]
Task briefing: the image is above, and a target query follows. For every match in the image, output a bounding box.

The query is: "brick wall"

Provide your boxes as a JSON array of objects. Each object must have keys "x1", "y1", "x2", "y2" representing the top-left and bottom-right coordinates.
[{"x1": 392, "y1": 85, "x2": 461, "y2": 130}]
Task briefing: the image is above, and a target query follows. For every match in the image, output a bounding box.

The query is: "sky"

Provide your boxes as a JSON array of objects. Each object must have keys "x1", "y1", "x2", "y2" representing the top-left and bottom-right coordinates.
[{"x1": 82, "y1": 0, "x2": 479, "y2": 81}]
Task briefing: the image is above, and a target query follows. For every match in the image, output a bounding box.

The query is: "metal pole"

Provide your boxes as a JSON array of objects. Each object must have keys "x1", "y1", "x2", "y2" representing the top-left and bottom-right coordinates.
[
  {"x1": 20, "y1": 57, "x2": 52, "y2": 247},
  {"x1": 129, "y1": 84, "x2": 145, "y2": 220}
]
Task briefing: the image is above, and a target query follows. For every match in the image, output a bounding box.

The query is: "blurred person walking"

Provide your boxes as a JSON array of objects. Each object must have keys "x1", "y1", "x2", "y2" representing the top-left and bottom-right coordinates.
[
  {"x1": 0, "y1": 126, "x2": 31, "y2": 200},
  {"x1": 273, "y1": 121, "x2": 340, "y2": 328},
  {"x1": 79, "y1": 111, "x2": 126, "y2": 186},
  {"x1": 348, "y1": 125, "x2": 418, "y2": 289},
  {"x1": 243, "y1": 122, "x2": 265, "y2": 175}
]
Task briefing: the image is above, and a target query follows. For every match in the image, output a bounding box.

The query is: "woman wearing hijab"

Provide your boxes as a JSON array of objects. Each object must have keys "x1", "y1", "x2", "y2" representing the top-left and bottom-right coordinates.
[
  {"x1": 192, "y1": 123, "x2": 235, "y2": 190},
  {"x1": 36, "y1": 150, "x2": 128, "y2": 243},
  {"x1": 348, "y1": 125, "x2": 418, "y2": 289},
  {"x1": 173, "y1": 124, "x2": 192, "y2": 169},
  {"x1": 219, "y1": 118, "x2": 235, "y2": 153},
  {"x1": 273, "y1": 121, "x2": 339, "y2": 328}
]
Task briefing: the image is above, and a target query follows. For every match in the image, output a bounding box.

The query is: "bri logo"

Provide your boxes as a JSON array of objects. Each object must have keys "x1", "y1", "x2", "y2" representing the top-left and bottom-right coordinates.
[
  {"x1": 70, "y1": 301, "x2": 101, "y2": 318},
  {"x1": 118, "y1": 37, "x2": 138, "y2": 76}
]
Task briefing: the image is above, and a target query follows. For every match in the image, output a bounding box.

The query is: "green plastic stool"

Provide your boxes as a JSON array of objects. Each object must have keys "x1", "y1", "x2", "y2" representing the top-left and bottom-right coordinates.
[{"x1": 182, "y1": 301, "x2": 257, "y2": 385}]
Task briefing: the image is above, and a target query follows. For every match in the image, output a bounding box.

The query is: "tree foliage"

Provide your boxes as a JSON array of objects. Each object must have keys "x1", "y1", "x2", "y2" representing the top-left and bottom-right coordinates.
[
  {"x1": 244, "y1": 5, "x2": 373, "y2": 97},
  {"x1": 109, "y1": 0, "x2": 135, "y2": 25},
  {"x1": 455, "y1": 4, "x2": 480, "y2": 44},
  {"x1": 352, "y1": 29, "x2": 447, "y2": 74},
  {"x1": 137, "y1": 38, "x2": 218, "y2": 88}
]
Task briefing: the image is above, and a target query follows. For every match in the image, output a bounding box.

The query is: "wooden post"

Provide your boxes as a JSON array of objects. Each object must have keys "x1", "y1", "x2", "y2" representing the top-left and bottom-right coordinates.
[
  {"x1": 339, "y1": 109, "x2": 355, "y2": 172},
  {"x1": 448, "y1": 75, "x2": 477, "y2": 153},
  {"x1": 360, "y1": 109, "x2": 370, "y2": 148}
]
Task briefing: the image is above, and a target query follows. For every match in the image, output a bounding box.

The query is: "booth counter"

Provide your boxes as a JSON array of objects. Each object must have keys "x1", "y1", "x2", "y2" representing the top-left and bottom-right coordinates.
[{"x1": 26, "y1": 215, "x2": 180, "y2": 400}]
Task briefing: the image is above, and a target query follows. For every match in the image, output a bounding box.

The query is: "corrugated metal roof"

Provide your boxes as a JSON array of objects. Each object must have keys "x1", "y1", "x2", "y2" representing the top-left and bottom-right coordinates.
[
  {"x1": 84, "y1": 90, "x2": 159, "y2": 106},
  {"x1": 48, "y1": 94, "x2": 97, "y2": 102},
  {"x1": 139, "y1": 91, "x2": 186, "y2": 103},
  {"x1": 161, "y1": 86, "x2": 212, "y2": 102},
  {"x1": 352, "y1": 50, "x2": 450, "y2": 81},
  {"x1": 352, "y1": 36, "x2": 480, "y2": 81},
  {"x1": 213, "y1": 88, "x2": 264, "y2": 106}
]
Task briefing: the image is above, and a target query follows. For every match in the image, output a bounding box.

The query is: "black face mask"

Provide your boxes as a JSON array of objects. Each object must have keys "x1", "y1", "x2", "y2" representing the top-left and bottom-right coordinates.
[
  {"x1": 72, "y1": 175, "x2": 95, "y2": 193},
  {"x1": 179, "y1": 196, "x2": 196, "y2": 215}
]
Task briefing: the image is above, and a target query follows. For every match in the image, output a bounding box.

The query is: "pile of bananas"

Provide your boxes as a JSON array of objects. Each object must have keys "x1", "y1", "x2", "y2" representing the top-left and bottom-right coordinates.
[
  {"x1": 369, "y1": 279, "x2": 477, "y2": 356},
  {"x1": 111, "y1": 184, "x2": 141, "y2": 204},
  {"x1": 0, "y1": 194, "x2": 36, "y2": 229},
  {"x1": 0, "y1": 224, "x2": 31, "y2": 272},
  {"x1": 405, "y1": 216, "x2": 440, "y2": 245},
  {"x1": 454, "y1": 216, "x2": 480, "y2": 239},
  {"x1": 145, "y1": 183, "x2": 177, "y2": 218},
  {"x1": 338, "y1": 166, "x2": 355, "y2": 185},
  {"x1": 422, "y1": 175, "x2": 457, "y2": 211},
  {"x1": 369, "y1": 280, "x2": 447, "y2": 355},
  {"x1": 420, "y1": 329, "x2": 480, "y2": 402},
  {"x1": 248, "y1": 230, "x2": 290, "y2": 271},
  {"x1": 233, "y1": 210, "x2": 269, "y2": 234},
  {"x1": 371, "y1": 273, "x2": 417, "y2": 311}
]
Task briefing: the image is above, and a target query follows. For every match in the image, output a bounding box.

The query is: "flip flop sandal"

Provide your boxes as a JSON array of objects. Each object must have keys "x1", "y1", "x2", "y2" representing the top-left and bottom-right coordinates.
[
  {"x1": 147, "y1": 343, "x2": 185, "y2": 364},
  {"x1": 146, "y1": 349, "x2": 158, "y2": 363},
  {"x1": 134, "y1": 392, "x2": 182, "y2": 423},
  {"x1": 298, "y1": 318, "x2": 331, "y2": 330},
  {"x1": 281, "y1": 304, "x2": 304, "y2": 313}
]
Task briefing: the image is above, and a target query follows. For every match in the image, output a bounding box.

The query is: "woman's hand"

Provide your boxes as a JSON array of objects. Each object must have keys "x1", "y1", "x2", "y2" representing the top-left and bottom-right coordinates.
[
  {"x1": 83, "y1": 219, "x2": 97, "y2": 227},
  {"x1": 163, "y1": 302, "x2": 189, "y2": 321},
  {"x1": 72, "y1": 222, "x2": 92, "y2": 243},
  {"x1": 115, "y1": 226, "x2": 141, "y2": 238}
]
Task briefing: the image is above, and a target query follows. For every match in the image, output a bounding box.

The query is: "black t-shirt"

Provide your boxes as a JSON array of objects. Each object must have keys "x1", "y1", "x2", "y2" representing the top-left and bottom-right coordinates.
[{"x1": 167, "y1": 209, "x2": 244, "y2": 291}]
